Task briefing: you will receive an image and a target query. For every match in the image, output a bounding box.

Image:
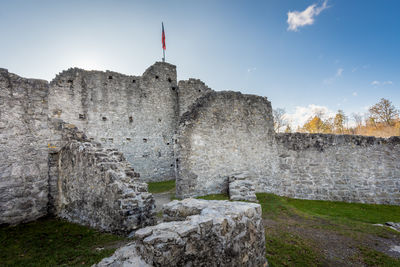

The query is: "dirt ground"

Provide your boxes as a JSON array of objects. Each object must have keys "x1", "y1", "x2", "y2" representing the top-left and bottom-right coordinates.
[{"x1": 264, "y1": 214, "x2": 400, "y2": 267}]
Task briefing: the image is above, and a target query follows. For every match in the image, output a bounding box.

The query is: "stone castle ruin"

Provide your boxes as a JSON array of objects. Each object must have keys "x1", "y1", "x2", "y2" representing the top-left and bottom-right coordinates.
[{"x1": 1, "y1": 61, "x2": 399, "y2": 265}]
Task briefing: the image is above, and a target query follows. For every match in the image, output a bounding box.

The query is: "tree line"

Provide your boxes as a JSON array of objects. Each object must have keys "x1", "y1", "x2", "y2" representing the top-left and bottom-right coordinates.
[{"x1": 273, "y1": 98, "x2": 400, "y2": 137}]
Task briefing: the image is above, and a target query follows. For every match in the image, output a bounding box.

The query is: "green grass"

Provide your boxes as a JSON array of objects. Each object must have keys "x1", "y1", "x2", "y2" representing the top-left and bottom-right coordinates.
[
  {"x1": 358, "y1": 247, "x2": 400, "y2": 267},
  {"x1": 0, "y1": 216, "x2": 125, "y2": 267},
  {"x1": 265, "y1": 232, "x2": 322, "y2": 267},
  {"x1": 255, "y1": 193, "x2": 400, "y2": 267},
  {"x1": 286, "y1": 197, "x2": 400, "y2": 224},
  {"x1": 147, "y1": 179, "x2": 175, "y2": 194},
  {"x1": 2, "y1": 193, "x2": 400, "y2": 267}
]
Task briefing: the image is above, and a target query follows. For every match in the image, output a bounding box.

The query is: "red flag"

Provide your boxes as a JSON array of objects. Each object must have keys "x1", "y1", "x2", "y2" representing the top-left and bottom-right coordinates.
[{"x1": 162, "y1": 22, "x2": 166, "y2": 50}]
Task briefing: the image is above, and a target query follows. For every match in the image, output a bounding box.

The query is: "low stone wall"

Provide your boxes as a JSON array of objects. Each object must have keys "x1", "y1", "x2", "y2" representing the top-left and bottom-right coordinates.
[
  {"x1": 95, "y1": 199, "x2": 266, "y2": 267},
  {"x1": 273, "y1": 133, "x2": 400, "y2": 204},
  {"x1": 0, "y1": 69, "x2": 49, "y2": 225},
  {"x1": 56, "y1": 136, "x2": 155, "y2": 234}
]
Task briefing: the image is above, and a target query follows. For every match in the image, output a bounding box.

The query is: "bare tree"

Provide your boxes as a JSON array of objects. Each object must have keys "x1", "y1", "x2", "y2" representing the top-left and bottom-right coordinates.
[
  {"x1": 352, "y1": 113, "x2": 363, "y2": 128},
  {"x1": 273, "y1": 108, "x2": 287, "y2": 133},
  {"x1": 369, "y1": 98, "x2": 399, "y2": 126}
]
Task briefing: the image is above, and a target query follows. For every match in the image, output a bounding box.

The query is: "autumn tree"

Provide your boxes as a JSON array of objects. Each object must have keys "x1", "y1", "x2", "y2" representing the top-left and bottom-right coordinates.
[
  {"x1": 284, "y1": 125, "x2": 292, "y2": 133},
  {"x1": 273, "y1": 108, "x2": 287, "y2": 133},
  {"x1": 302, "y1": 116, "x2": 326, "y2": 133},
  {"x1": 334, "y1": 110, "x2": 347, "y2": 133},
  {"x1": 369, "y1": 98, "x2": 399, "y2": 126}
]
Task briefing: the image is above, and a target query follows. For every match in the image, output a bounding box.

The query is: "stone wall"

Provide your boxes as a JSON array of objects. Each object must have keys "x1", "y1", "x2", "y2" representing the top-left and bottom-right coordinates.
[
  {"x1": 176, "y1": 91, "x2": 276, "y2": 199},
  {"x1": 274, "y1": 133, "x2": 400, "y2": 204},
  {"x1": 178, "y1": 78, "x2": 213, "y2": 116},
  {"x1": 95, "y1": 199, "x2": 266, "y2": 267},
  {"x1": 52, "y1": 121, "x2": 155, "y2": 233},
  {"x1": 0, "y1": 69, "x2": 49, "y2": 224},
  {"x1": 175, "y1": 91, "x2": 400, "y2": 205},
  {"x1": 48, "y1": 62, "x2": 179, "y2": 182}
]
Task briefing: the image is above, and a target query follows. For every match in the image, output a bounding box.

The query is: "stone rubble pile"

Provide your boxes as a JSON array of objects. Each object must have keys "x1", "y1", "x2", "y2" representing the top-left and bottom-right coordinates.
[
  {"x1": 95, "y1": 198, "x2": 267, "y2": 267},
  {"x1": 229, "y1": 173, "x2": 258, "y2": 202}
]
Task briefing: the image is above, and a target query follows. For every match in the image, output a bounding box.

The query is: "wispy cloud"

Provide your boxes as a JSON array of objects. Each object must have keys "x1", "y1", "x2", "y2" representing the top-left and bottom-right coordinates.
[
  {"x1": 247, "y1": 67, "x2": 256, "y2": 73},
  {"x1": 324, "y1": 67, "x2": 344, "y2": 84},
  {"x1": 287, "y1": 0, "x2": 329, "y2": 31},
  {"x1": 352, "y1": 92, "x2": 358, "y2": 96},
  {"x1": 371, "y1": 80, "x2": 393, "y2": 86},
  {"x1": 336, "y1": 68, "x2": 343, "y2": 77}
]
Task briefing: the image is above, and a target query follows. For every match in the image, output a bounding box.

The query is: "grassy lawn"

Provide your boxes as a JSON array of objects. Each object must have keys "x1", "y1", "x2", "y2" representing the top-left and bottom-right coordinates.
[
  {"x1": 257, "y1": 193, "x2": 400, "y2": 267},
  {"x1": 1, "y1": 193, "x2": 399, "y2": 267},
  {"x1": 147, "y1": 179, "x2": 175, "y2": 194},
  {"x1": 0, "y1": 217, "x2": 126, "y2": 267}
]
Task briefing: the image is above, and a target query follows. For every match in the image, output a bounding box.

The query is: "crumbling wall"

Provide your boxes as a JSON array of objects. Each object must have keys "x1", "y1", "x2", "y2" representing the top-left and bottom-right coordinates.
[
  {"x1": 95, "y1": 199, "x2": 266, "y2": 267},
  {"x1": 175, "y1": 90, "x2": 400, "y2": 204},
  {"x1": 274, "y1": 133, "x2": 400, "y2": 204},
  {"x1": 48, "y1": 62, "x2": 179, "y2": 182},
  {"x1": 0, "y1": 69, "x2": 49, "y2": 224},
  {"x1": 176, "y1": 91, "x2": 276, "y2": 199},
  {"x1": 178, "y1": 79, "x2": 213, "y2": 116},
  {"x1": 53, "y1": 122, "x2": 155, "y2": 233}
]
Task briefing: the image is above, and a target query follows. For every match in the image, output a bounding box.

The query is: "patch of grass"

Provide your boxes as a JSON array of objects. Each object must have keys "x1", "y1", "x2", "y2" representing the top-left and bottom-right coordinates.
[
  {"x1": 358, "y1": 246, "x2": 400, "y2": 267},
  {"x1": 286, "y1": 198, "x2": 400, "y2": 224},
  {"x1": 147, "y1": 179, "x2": 175, "y2": 194},
  {"x1": 0, "y1": 216, "x2": 125, "y2": 267},
  {"x1": 265, "y1": 231, "x2": 322, "y2": 267},
  {"x1": 256, "y1": 193, "x2": 294, "y2": 218},
  {"x1": 196, "y1": 193, "x2": 230, "y2": 201}
]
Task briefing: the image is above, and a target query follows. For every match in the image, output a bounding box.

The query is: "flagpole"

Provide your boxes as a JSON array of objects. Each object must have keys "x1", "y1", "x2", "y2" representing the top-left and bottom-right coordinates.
[{"x1": 162, "y1": 22, "x2": 165, "y2": 62}]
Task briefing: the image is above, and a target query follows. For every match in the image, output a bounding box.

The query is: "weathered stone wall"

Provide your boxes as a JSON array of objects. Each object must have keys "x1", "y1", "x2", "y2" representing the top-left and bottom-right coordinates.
[
  {"x1": 54, "y1": 124, "x2": 155, "y2": 233},
  {"x1": 274, "y1": 133, "x2": 400, "y2": 204},
  {"x1": 178, "y1": 78, "x2": 213, "y2": 116},
  {"x1": 95, "y1": 199, "x2": 266, "y2": 267},
  {"x1": 175, "y1": 90, "x2": 400, "y2": 204},
  {"x1": 0, "y1": 69, "x2": 49, "y2": 224},
  {"x1": 176, "y1": 91, "x2": 276, "y2": 199},
  {"x1": 48, "y1": 62, "x2": 179, "y2": 182}
]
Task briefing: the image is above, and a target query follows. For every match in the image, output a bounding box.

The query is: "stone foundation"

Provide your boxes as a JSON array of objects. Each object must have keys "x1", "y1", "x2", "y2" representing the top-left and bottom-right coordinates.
[{"x1": 95, "y1": 199, "x2": 266, "y2": 267}]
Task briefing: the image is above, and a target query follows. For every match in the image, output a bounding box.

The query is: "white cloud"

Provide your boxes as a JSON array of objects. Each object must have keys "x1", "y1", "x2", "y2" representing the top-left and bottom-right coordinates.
[
  {"x1": 352, "y1": 92, "x2": 358, "y2": 96},
  {"x1": 247, "y1": 67, "x2": 256, "y2": 73},
  {"x1": 336, "y1": 68, "x2": 343, "y2": 77},
  {"x1": 284, "y1": 104, "x2": 335, "y2": 129},
  {"x1": 371, "y1": 80, "x2": 380, "y2": 86},
  {"x1": 371, "y1": 80, "x2": 393, "y2": 86},
  {"x1": 287, "y1": 0, "x2": 329, "y2": 31}
]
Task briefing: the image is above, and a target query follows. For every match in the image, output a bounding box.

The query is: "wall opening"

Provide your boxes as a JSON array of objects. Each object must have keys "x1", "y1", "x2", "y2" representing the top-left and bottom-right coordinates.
[
  {"x1": 129, "y1": 116, "x2": 133, "y2": 123},
  {"x1": 102, "y1": 117, "x2": 107, "y2": 121}
]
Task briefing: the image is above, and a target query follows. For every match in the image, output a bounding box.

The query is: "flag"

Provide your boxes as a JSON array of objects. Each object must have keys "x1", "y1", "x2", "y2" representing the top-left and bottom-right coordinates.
[{"x1": 162, "y1": 22, "x2": 166, "y2": 50}]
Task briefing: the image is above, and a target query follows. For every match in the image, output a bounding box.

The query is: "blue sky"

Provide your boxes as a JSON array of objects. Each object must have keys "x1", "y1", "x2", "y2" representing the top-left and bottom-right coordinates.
[{"x1": 1, "y1": 0, "x2": 399, "y2": 127}]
